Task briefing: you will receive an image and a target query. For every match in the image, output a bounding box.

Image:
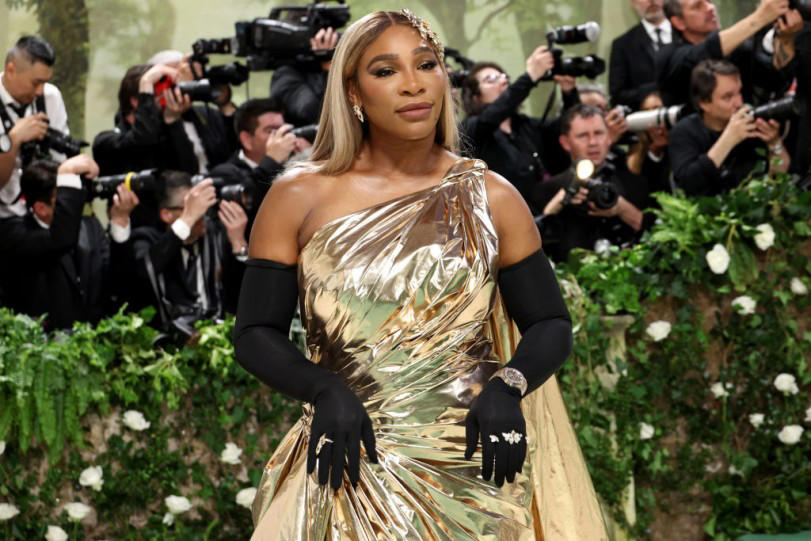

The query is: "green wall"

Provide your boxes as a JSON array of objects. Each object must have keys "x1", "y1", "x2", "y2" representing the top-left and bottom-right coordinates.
[{"x1": 1, "y1": 0, "x2": 757, "y2": 142}]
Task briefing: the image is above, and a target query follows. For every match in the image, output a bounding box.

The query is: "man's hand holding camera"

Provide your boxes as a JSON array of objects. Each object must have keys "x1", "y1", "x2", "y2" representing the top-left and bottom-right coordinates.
[
  {"x1": 526, "y1": 46, "x2": 555, "y2": 83},
  {"x1": 312, "y1": 27, "x2": 339, "y2": 71},
  {"x1": 218, "y1": 200, "x2": 248, "y2": 255},
  {"x1": 8, "y1": 113, "x2": 49, "y2": 147},
  {"x1": 179, "y1": 178, "x2": 217, "y2": 230},
  {"x1": 265, "y1": 124, "x2": 298, "y2": 163},
  {"x1": 586, "y1": 195, "x2": 643, "y2": 231},
  {"x1": 57, "y1": 154, "x2": 99, "y2": 179},
  {"x1": 110, "y1": 184, "x2": 140, "y2": 229}
]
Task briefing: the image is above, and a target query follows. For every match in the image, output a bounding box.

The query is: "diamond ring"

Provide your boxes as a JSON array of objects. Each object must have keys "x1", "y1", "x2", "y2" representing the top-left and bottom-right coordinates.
[
  {"x1": 315, "y1": 434, "x2": 334, "y2": 455},
  {"x1": 502, "y1": 430, "x2": 523, "y2": 445}
]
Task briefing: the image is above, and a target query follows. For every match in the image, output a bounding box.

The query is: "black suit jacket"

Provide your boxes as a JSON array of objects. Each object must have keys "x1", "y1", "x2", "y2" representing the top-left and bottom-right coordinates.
[
  {"x1": 610, "y1": 23, "x2": 658, "y2": 110},
  {"x1": 0, "y1": 187, "x2": 130, "y2": 329}
]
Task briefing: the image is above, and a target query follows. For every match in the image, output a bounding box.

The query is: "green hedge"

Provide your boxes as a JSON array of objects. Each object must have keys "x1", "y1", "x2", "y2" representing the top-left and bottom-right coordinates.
[{"x1": 0, "y1": 175, "x2": 809, "y2": 539}]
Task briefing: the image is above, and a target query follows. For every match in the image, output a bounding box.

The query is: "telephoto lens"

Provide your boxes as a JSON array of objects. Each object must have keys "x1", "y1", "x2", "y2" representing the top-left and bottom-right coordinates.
[
  {"x1": 625, "y1": 105, "x2": 687, "y2": 132},
  {"x1": 750, "y1": 96, "x2": 807, "y2": 120},
  {"x1": 291, "y1": 124, "x2": 318, "y2": 143},
  {"x1": 191, "y1": 175, "x2": 255, "y2": 212},
  {"x1": 177, "y1": 79, "x2": 223, "y2": 103},
  {"x1": 91, "y1": 169, "x2": 158, "y2": 199}
]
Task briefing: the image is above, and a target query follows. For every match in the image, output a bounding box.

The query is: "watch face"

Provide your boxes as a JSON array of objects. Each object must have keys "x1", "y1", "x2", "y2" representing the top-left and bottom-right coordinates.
[{"x1": 0, "y1": 134, "x2": 10, "y2": 153}]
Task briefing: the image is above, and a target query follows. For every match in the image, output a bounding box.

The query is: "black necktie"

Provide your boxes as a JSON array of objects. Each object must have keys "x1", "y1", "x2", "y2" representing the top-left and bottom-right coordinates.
[
  {"x1": 9, "y1": 103, "x2": 28, "y2": 118},
  {"x1": 654, "y1": 28, "x2": 664, "y2": 51},
  {"x1": 182, "y1": 246, "x2": 199, "y2": 295}
]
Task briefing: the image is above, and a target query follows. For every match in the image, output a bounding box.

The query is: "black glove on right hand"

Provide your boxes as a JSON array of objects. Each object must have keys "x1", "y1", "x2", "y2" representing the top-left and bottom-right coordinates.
[
  {"x1": 306, "y1": 380, "x2": 378, "y2": 489},
  {"x1": 464, "y1": 378, "x2": 527, "y2": 487}
]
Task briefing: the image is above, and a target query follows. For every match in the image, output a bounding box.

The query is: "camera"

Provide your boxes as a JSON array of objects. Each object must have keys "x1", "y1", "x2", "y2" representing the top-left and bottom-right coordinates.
[
  {"x1": 542, "y1": 22, "x2": 606, "y2": 80},
  {"x1": 444, "y1": 47, "x2": 475, "y2": 88},
  {"x1": 192, "y1": 0, "x2": 350, "y2": 72},
  {"x1": 789, "y1": 0, "x2": 811, "y2": 19},
  {"x1": 625, "y1": 104, "x2": 687, "y2": 131},
  {"x1": 153, "y1": 77, "x2": 226, "y2": 106},
  {"x1": 90, "y1": 169, "x2": 157, "y2": 199},
  {"x1": 563, "y1": 159, "x2": 619, "y2": 210},
  {"x1": 20, "y1": 127, "x2": 88, "y2": 165},
  {"x1": 191, "y1": 175, "x2": 255, "y2": 211},
  {"x1": 750, "y1": 95, "x2": 807, "y2": 120},
  {"x1": 291, "y1": 124, "x2": 318, "y2": 143}
]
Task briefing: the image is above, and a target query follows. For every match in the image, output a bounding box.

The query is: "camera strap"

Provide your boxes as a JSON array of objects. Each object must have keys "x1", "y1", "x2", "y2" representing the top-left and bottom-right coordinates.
[{"x1": 143, "y1": 252, "x2": 172, "y2": 331}]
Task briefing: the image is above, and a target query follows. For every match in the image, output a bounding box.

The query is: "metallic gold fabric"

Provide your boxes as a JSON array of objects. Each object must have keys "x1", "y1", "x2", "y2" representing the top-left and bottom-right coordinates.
[{"x1": 251, "y1": 159, "x2": 608, "y2": 540}]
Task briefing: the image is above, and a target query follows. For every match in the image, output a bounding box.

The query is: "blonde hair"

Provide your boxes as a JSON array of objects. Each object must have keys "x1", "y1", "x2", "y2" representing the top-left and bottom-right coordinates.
[{"x1": 305, "y1": 11, "x2": 459, "y2": 175}]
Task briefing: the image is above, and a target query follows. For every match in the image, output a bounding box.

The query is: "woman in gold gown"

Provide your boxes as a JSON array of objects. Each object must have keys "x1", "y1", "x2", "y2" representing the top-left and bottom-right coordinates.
[{"x1": 234, "y1": 10, "x2": 608, "y2": 540}]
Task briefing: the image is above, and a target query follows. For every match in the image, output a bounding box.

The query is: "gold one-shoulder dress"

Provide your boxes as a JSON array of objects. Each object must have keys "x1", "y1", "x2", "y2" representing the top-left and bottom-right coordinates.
[{"x1": 250, "y1": 159, "x2": 608, "y2": 540}]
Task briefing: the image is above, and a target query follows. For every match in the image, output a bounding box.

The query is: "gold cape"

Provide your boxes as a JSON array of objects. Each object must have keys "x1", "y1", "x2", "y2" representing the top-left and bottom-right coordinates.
[{"x1": 251, "y1": 159, "x2": 608, "y2": 540}]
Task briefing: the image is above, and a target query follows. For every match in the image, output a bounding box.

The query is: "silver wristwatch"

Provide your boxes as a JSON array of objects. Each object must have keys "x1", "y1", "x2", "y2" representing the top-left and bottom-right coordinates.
[{"x1": 489, "y1": 367, "x2": 528, "y2": 397}]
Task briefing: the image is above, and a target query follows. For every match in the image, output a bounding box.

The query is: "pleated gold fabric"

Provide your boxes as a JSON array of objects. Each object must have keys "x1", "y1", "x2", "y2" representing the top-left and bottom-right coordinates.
[{"x1": 250, "y1": 159, "x2": 608, "y2": 540}]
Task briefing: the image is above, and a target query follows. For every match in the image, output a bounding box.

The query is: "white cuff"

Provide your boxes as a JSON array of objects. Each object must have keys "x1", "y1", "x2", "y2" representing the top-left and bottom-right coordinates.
[
  {"x1": 647, "y1": 150, "x2": 664, "y2": 163},
  {"x1": 171, "y1": 218, "x2": 191, "y2": 241},
  {"x1": 762, "y1": 27, "x2": 776, "y2": 55},
  {"x1": 109, "y1": 220, "x2": 131, "y2": 243},
  {"x1": 56, "y1": 173, "x2": 82, "y2": 190}
]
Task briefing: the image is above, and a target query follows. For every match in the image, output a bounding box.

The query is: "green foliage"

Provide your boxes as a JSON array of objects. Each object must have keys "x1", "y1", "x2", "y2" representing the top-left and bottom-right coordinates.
[{"x1": 557, "y1": 174, "x2": 811, "y2": 538}]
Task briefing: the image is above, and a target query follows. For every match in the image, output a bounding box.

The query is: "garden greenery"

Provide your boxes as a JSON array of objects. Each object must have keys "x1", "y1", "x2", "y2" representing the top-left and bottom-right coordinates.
[{"x1": 0, "y1": 174, "x2": 809, "y2": 539}]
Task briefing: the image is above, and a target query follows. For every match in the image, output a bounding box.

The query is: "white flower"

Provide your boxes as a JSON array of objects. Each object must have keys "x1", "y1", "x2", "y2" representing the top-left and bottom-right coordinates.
[
  {"x1": 777, "y1": 425, "x2": 804, "y2": 445},
  {"x1": 731, "y1": 295, "x2": 757, "y2": 315},
  {"x1": 63, "y1": 502, "x2": 92, "y2": 522},
  {"x1": 162, "y1": 512, "x2": 175, "y2": 526},
  {"x1": 0, "y1": 441, "x2": 5, "y2": 456},
  {"x1": 805, "y1": 407, "x2": 811, "y2": 424},
  {"x1": 0, "y1": 503, "x2": 20, "y2": 521},
  {"x1": 706, "y1": 244, "x2": 730, "y2": 274},
  {"x1": 645, "y1": 320, "x2": 672, "y2": 342},
  {"x1": 220, "y1": 442, "x2": 243, "y2": 465},
  {"x1": 710, "y1": 382, "x2": 731, "y2": 398},
  {"x1": 79, "y1": 465, "x2": 104, "y2": 491},
  {"x1": 791, "y1": 277, "x2": 808, "y2": 296},
  {"x1": 165, "y1": 495, "x2": 192, "y2": 515},
  {"x1": 122, "y1": 410, "x2": 150, "y2": 431},
  {"x1": 753, "y1": 223, "x2": 775, "y2": 251},
  {"x1": 45, "y1": 525, "x2": 69, "y2": 541},
  {"x1": 594, "y1": 238, "x2": 612, "y2": 257},
  {"x1": 235, "y1": 487, "x2": 257, "y2": 509},
  {"x1": 749, "y1": 413, "x2": 765, "y2": 428},
  {"x1": 774, "y1": 373, "x2": 799, "y2": 395},
  {"x1": 639, "y1": 422, "x2": 655, "y2": 440},
  {"x1": 728, "y1": 465, "x2": 743, "y2": 477}
]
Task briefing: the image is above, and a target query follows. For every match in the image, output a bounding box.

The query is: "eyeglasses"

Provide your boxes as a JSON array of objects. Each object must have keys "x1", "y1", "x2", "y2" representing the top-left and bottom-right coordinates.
[{"x1": 479, "y1": 72, "x2": 509, "y2": 85}]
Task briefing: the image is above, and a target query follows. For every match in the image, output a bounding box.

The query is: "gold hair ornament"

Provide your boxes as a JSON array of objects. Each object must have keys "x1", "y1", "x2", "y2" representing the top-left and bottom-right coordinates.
[{"x1": 400, "y1": 9, "x2": 444, "y2": 63}]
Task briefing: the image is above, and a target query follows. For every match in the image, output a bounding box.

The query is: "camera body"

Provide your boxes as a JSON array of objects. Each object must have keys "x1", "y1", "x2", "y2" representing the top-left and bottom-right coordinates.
[
  {"x1": 789, "y1": 0, "x2": 811, "y2": 19},
  {"x1": 153, "y1": 76, "x2": 226, "y2": 106},
  {"x1": 564, "y1": 160, "x2": 619, "y2": 210},
  {"x1": 543, "y1": 22, "x2": 606, "y2": 80},
  {"x1": 20, "y1": 127, "x2": 88, "y2": 166},
  {"x1": 191, "y1": 174, "x2": 255, "y2": 211},
  {"x1": 192, "y1": 0, "x2": 350, "y2": 72},
  {"x1": 291, "y1": 124, "x2": 318, "y2": 143}
]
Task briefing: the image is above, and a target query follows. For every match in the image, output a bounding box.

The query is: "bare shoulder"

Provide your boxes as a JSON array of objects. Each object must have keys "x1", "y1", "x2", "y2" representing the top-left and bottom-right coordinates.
[
  {"x1": 249, "y1": 165, "x2": 331, "y2": 264},
  {"x1": 482, "y1": 169, "x2": 542, "y2": 267}
]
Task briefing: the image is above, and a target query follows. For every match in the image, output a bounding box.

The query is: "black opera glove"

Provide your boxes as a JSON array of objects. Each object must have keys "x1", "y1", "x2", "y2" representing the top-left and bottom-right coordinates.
[
  {"x1": 307, "y1": 380, "x2": 378, "y2": 490},
  {"x1": 464, "y1": 378, "x2": 527, "y2": 487}
]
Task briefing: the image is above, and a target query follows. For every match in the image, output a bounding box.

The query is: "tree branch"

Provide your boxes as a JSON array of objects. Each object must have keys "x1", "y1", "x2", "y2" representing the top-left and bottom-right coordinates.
[{"x1": 471, "y1": 0, "x2": 518, "y2": 45}]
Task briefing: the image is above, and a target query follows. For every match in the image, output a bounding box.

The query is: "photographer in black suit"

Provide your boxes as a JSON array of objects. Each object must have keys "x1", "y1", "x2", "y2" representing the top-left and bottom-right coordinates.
[
  {"x1": 532, "y1": 104, "x2": 653, "y2": 261},
  {"x1": 669, "y1": 59, "x2": 790, "y2": 196},
  {"x1": 657, "y1": 0, "x2": 799, "y2": 109},
  {"x1": 208, "y1": 97, "x2": 312, "y2": 225},
  {"x1": 0, "y1": 155, "x2": 137, "y2": 329},
  {"x1": 131, "y1": 171, "x2": 248, "y2": 340},
  {"x1": 610, "y1": 0, "x2": 673, "y2": 110}
]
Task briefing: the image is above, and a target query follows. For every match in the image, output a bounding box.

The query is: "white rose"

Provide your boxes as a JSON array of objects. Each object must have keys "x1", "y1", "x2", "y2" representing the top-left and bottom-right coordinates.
[
  {"x1": 706, "y1": 244, "x2": 730, "y2": 274},
  {"x1": 162, "y1": 512, "x2": 175, "y2": 526},
  {"x1": 235, "y1": 487, "x2": 257, "y2": 509},
  {"x1": 122, "y1": 410, "x2": 150, "y2": 431},
  {"x1": 220, "y1": 442, "x2": 243, "y2": 465},
  {"x1": 594, "y1": 238, "x2": 612, "y2": 257},
  {"x1": 749, "y1": 413, "x2": 765, "y2": 428},
  {"x1": 0, "y1": 503, "x2": 20, "y2": 521},
  {"x1": 710, "y1": 382, "x2": 731, "y2": 398},
  {"x1": 805, "y1": 407, "x2": 811, "y2": 424},
  {"x1": 774, "y1": 373, "x2": 799, "y2": 395},
  {"x1": 728, "y1": 465, "x2": 743, "y2": 477},
  {"x1": 731, "y1": 295, "x2": 757, "y2": 315},
  {"x1": 79, "y1": 465, "x2": 104, "y2": 491},
  {"x1": 639, "y1": 422, "x2": 655, "y2": 440},
  {"x1": 45, "y1": 525, "x2": 69, "y2": 541},
  {"x1": 645, "y1": 320, "x2": 672, "y2": 342},
  {"x1": 0, "y1": 441, "x2": 5, "y2": 456},
  {"x1": 791, "y1": 277, "x2": 808, "y2": 296},
  {"x1": 753, "y1": 223, "x2": 775, "y2": 251},
  {"x1": 165, "y1": 495, "x2": 192, "y2": 515},
  {"x1": 63, "y1": 502, "x2": 92, "y2": 522},
  {"x1": 777, "y1": 425, "x2": 804, "y2": 445}
]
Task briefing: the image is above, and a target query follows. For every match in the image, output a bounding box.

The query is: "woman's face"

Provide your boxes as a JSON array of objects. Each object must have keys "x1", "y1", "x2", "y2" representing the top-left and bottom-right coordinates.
[
  {"x1": 473, "y1": 67, "x2": 509, "y2": 105},
  {"x1": 353, "y1": 24, "x2": 446, "y2": 142}
]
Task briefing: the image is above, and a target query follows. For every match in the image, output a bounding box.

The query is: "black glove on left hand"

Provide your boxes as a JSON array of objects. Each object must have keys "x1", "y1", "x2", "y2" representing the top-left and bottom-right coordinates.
[{"x1": 464, "y1": 378, "x2": 527, "y2": 487}]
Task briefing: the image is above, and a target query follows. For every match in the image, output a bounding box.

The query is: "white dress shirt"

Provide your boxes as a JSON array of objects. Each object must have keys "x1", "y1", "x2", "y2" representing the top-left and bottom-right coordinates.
[
  {"x1": 641, "y1": 18, "x2": 673, "y2": 50},
  {"x1": 0, "y1": 73, "x2": 69, "y2": 218}
]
